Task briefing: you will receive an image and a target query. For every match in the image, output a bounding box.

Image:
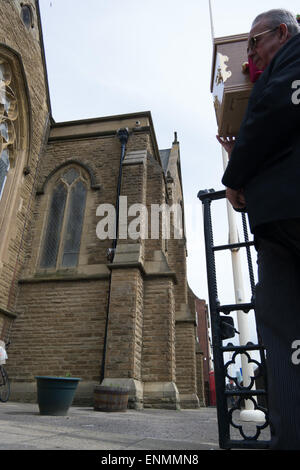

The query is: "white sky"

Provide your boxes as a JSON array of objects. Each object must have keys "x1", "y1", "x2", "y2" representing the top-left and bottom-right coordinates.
[{"x1": 38, "y1": 0, "x2": 299, "y2": 348}]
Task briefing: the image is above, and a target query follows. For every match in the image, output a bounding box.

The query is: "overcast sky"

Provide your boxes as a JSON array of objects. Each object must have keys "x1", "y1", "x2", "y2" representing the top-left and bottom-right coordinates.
[{"x1": 38, "y1": 1, "x2": 299, "y2": 345}]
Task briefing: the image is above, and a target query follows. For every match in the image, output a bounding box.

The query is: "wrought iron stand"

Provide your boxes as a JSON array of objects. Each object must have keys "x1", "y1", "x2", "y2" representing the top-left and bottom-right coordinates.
[{"x1": 198, "y1": 189, "x2": 270, "y2": 449}]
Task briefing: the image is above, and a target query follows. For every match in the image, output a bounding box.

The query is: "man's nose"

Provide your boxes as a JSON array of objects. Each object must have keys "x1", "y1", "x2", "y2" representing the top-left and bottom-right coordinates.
[{"x1": 247, "y1": 47, "x2": 255, "y2": 58}]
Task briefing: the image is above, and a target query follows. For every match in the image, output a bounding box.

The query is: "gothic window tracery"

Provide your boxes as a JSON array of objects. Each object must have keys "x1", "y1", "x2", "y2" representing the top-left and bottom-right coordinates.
[
  {"x1": 0, "y1": 59, "x2": 18, "y2": 199},
  {"x1": 40, "y1": 166, "x2": 88, "y2": 270}
]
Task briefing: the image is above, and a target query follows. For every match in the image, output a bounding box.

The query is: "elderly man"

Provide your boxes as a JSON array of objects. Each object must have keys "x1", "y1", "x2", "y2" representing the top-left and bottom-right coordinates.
[{"x1": 217, "y1": 9, "x2": 300, "y2": 450}]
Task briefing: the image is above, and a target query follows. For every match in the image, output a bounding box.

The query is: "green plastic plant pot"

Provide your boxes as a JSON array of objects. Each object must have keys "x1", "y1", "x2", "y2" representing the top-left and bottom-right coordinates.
[{"x1": 35, "y1": 376, "x2": 81, "y2": 416}]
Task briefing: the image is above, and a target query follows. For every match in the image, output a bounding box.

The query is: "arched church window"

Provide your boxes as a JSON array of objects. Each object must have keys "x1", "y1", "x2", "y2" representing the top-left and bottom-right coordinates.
[
  {"x1": 40, "y1": 167, "x2": 87, "y2": 269},
  {"x1": 0, "y1": 59, "x2": 18, "y2": 200}
]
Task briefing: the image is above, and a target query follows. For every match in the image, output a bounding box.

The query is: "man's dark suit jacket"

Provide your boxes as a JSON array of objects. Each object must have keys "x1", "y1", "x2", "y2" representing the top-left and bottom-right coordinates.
[{"x1": 222, "y1": 33, "x2": 300, "y2": 233}]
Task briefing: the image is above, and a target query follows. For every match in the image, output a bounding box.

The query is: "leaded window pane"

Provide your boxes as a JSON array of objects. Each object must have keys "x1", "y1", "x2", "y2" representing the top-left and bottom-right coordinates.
[
  {"x1": 62, "y1": 168, "x2": 79, "y2": 185},
  {"x1": 61, "y1": 180, "x2": 87, "y2": 267},
  {"x1": 40, "y1": 183, "x2": 67, "y2": 268},
  {"x1": 0, "y1": 122, "x2": 8, "y2": 141},
  {"x1": 0, "y1": 61, "x2": 11, "y2": 85},
  {"x1": 0, "y1": 149, "x2": 9, "y2": 197},
  {"x1": 0, "y1": 64, "x2": 5, "y2": 82}
]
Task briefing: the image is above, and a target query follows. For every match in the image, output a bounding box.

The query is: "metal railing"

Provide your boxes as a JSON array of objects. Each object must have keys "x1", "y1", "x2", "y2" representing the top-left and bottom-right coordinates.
[{"x1": 198, "y1": 189, "x2": 270, "y2": 450}]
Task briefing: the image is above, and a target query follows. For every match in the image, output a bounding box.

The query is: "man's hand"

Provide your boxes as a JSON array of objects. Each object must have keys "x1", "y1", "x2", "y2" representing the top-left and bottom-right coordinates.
[
  {"x1": 226, "y1": 188, "x2": 246, "y2": 210},
  {"x1": 216, "y1": 135, "x2": 236, "y2": 158}
]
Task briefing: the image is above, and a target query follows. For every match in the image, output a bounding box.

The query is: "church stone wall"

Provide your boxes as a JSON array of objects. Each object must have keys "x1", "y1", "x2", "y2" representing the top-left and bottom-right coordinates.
[
  {"x1": 7, "y1": 279, "x2": 108, "y2": 402},
  {"x1": 0, "y1": 0, "x2": 50, "y2": 338}
]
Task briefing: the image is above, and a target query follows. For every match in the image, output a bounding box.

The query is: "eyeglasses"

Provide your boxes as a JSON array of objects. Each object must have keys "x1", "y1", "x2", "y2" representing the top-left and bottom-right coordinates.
[{"x1": 247, "y1": 26, "x2": 278, "y2": 54}]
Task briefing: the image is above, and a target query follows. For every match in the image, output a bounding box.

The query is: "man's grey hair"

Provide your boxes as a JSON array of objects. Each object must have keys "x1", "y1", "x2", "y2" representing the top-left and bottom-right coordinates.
[{"x1": 252, "y1": 9, "x2": 300, "y2": 37}]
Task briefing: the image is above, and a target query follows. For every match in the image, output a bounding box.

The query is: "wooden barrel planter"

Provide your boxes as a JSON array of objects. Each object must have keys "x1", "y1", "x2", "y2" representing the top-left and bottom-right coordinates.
[{"x1": 94, "y1": 385, "x2": 129, "y2": 412}]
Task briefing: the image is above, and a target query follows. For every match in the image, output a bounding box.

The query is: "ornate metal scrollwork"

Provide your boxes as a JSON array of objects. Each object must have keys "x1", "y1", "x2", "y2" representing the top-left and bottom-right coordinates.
[
  {"x1": 225, "y1": 349, "x2": 269, "y2": 441},
  {"x1": 229, "y1": 397, "x2": 269, "y2": 440},
  {"x1": 225, "y1": 349, "x2": 262, "y2": 389}
]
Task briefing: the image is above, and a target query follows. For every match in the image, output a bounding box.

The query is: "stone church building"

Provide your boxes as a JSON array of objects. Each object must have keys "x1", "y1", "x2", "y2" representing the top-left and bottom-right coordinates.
[{"x1": 0, "y1": 0, "x2": 206, "y2": 409}]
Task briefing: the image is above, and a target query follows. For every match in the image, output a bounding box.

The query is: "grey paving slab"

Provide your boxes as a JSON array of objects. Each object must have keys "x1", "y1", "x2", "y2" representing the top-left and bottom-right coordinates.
[
  {"x1": 0, "y1": 402, "x2": 220, "y2": 451},
  {"x1": 125, "y1": 437, "x2": 219, "y2": 450}
]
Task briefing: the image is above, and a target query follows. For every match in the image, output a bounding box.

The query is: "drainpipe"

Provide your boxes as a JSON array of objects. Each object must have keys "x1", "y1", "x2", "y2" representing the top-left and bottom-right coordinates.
[
  {"x1": 112, "y1": 127, "x2": 129, "y2": 255},
  {"x1": 100, "y1": 127, "x2": 129, "y2": 383}
]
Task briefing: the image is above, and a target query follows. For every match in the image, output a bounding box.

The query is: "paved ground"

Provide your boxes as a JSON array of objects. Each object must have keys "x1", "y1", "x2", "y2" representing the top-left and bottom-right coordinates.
[
  {"x1": 0, "y1": 401, "x2": 272, "y2": 460},
  {"x1": 0, "y1": 402, "x2": 220, "y2": 451}
]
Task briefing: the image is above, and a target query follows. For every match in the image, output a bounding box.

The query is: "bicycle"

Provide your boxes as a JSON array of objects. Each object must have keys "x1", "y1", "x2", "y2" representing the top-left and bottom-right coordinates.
[{"x1": 0, "y1": 341, "x2": 10, "y2": 402}]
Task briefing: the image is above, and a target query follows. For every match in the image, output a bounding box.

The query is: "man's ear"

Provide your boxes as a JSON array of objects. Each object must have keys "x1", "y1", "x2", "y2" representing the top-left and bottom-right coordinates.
[{"x1": 278, "y1": 23, "x2": 290, "y2": 42}]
